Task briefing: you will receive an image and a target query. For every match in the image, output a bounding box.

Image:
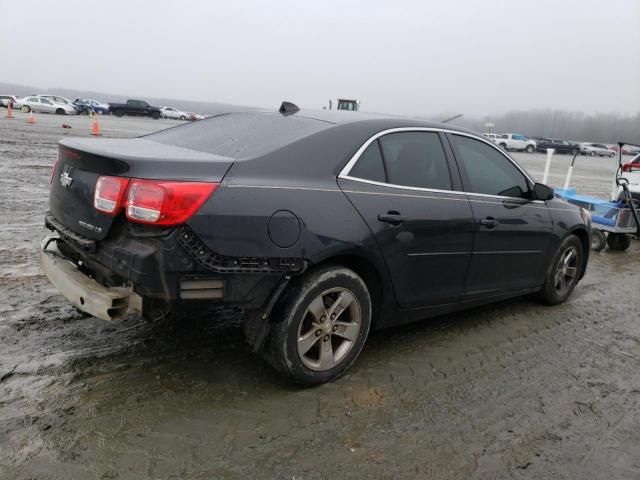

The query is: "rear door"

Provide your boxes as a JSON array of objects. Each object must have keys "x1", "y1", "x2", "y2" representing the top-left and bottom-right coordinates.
[
  {"x1": 39, "y1": 98, "x2": 55, "y2": 113},
  {"x1": 447, "y1": 133, "x2": 553, "y2": 295},
  {"x1": 339, "y1": 129, "x2": 475, "y2": 308}
]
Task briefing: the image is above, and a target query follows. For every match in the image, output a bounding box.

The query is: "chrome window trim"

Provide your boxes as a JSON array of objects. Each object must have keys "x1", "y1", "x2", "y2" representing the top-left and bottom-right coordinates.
[{"x1": 338, "y1": 127, "x2": 543, "y2": 204}]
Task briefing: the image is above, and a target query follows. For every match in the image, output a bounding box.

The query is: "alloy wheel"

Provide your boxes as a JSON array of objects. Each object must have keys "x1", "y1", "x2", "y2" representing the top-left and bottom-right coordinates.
[
  {"x1": 554, "y1": 246, "x2": 578, "y2": 295},
  {"x1": 296, "y1": 287, "x2": 361, "y2": 371}
]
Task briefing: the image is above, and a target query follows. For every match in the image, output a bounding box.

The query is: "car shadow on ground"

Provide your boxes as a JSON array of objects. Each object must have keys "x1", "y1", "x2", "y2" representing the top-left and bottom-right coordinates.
[{"x1": 63, "y1": 295, "x2": 536, "y2": 392}]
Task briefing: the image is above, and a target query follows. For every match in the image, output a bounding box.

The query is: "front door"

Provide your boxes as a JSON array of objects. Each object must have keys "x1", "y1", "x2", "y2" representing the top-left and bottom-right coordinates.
[
  {"x1": 339, "y1": 130, "x2": 475, "y2": 308},
  {"x1": 447, "y1": 133, "x2": 553, "y2": 295}
]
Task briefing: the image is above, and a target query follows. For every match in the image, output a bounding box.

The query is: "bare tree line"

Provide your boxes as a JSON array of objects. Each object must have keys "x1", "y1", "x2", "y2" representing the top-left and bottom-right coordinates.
[{"x1": 448, "y1": 110, "x2": 640, "y2": 145}]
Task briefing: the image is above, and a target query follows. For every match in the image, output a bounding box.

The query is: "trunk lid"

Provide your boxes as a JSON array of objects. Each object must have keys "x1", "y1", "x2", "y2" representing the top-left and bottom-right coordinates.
[{"x1": 50, "y1": 138, "x2": 233, "y2": 240}]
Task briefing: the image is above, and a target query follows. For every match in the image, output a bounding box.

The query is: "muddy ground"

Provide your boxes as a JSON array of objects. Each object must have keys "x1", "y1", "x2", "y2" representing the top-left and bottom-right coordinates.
[{"x1": 1, "y1": 112, "x2": 639, "y2": 479}]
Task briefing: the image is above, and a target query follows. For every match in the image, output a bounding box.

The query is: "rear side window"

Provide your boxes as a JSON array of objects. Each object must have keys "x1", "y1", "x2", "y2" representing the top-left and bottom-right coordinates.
[
  {"x1": 147, "y1": 112, "x2": 331, "y2": 159},
  {"x1": 451, "y1": 134, "x2": 530, "y2": 198},
  {"x1": 348, "y1": 140, "x2": 386, "y2": 183},
  {"x1": 379, "y1": 132, "x2": 452, "y2": 190}
]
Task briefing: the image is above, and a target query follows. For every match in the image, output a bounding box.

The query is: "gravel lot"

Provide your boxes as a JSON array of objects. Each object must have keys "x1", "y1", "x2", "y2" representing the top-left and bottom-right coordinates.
[{"x1": 1, "y1": 111, "x2": 639, "y2": 480}]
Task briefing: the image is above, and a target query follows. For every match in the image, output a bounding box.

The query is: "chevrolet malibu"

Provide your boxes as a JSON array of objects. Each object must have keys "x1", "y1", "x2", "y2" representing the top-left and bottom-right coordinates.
[{"x1": 41, "y1": 104, "x2": 591, "y2": 385}]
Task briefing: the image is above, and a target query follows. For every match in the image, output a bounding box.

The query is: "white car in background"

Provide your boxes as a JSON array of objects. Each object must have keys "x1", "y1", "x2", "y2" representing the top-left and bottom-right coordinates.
[
  {"x1": 0, "y1": 95, "x2": 18, "y2": 107},
  {"x1": 495, "y1": 133, "x2": 537, "y2": 152},
  {"x1": 160, "y1": 106, "x2": 189, "y2": 120},
  {"x1": 482, "y1": 133, "x2": 499, "y2": 143},
  {"x1": 581, "y1": 143, "x2": 616, "y2": 157},
  {"x1": 15, "y1": 96, "x2": 77, "y2": 115}
]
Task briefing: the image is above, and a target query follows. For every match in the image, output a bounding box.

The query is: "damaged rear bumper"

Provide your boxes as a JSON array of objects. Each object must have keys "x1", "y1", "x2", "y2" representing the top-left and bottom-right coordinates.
[{"x1": 41, "y1": 236, "x2": 143, "y2": 321}]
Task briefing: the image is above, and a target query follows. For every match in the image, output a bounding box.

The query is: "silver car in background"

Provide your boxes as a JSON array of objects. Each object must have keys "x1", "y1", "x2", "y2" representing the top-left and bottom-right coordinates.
[
  {"x1": 14, "y1": 95, "x2": 77, "y2": 115},
  {"x1": 160, "y1": 106, "x2": 190, "y2": 120},
  {"x1": 581, "y1": 143, "x2": 616, "y2": 157}
]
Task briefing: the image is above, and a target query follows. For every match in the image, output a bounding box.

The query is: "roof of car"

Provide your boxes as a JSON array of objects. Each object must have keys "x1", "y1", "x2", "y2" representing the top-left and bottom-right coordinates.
[{"x1": 248, "y1": 108, "x2": 481, "y2": 136}]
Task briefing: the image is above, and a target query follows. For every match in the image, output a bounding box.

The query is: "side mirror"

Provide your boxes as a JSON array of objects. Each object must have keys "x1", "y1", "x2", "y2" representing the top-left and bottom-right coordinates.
[{"x1": 533, "y1": 183, "x2": 554, "y2": 201}]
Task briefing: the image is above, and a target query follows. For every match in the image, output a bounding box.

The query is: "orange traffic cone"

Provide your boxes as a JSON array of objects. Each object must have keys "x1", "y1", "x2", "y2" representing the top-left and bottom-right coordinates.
[
  {"x1": 7, "y1": 102, "x2": 13, "y2": 119},
  {"x1": 27, "y1": 110, "x2": 36, "y2": 124},
  {"x1": 91, "y1": 114, "x2": 101, "y2": 136}
]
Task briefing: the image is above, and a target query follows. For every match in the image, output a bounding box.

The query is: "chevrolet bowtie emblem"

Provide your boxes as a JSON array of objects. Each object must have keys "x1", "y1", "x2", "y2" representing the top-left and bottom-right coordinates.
[{"x1": 60, "y1": 171, "x2": 73, "y2": 188}]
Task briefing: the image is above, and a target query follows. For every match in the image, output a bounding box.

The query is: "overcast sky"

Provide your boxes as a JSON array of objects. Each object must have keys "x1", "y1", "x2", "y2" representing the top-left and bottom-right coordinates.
[{"x1": 1, "y1": 0, "x2": 639, "y2": 116}]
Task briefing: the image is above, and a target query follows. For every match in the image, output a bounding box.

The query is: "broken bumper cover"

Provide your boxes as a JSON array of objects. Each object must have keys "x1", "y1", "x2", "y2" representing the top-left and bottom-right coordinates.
[{"x1": 40, "y1": 236, "x2": 142, "y2": 321}]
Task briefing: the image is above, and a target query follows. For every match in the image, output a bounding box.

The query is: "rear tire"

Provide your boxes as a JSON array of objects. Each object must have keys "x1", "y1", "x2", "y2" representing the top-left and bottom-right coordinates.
[
  {"x1": 262, "y1": 265, "x2": 372, "y2": 386},
  {"x1": 114, "y1": 109, "x2": 124, "y2": 117},
  {"x1": 499, "y1": 143, "x2": 507, "y2": 150},
  {"x1": 607, "y1": 233, "x2": 631, "y2": 251},
  {"x1": 535, "y1": 234, "x2": 583, "y2": 305},
  {"x1": 590, "y1": 230, "x2": 606, "y2": 252},
  {"x1": 571, "y1": 148, "x2": 579, "y2": 155}
]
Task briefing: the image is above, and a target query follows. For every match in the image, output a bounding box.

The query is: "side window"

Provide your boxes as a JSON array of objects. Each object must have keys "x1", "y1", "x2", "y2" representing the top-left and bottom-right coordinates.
[
  {"x1": 41, "y1": 98, "x2": 52, "y2": 105},
  {"x1": 451, "y1": 135, "x2": 530, "y2": 198},
  {"x1": 349, "y1": 140, "x2": 386, "y2": 183},
  {"x1": 28, "y1": 97, "x2": 39, "y2": 103},
  {"x1": 378, "y1": 132, "x2": 452, "y2": 190}
]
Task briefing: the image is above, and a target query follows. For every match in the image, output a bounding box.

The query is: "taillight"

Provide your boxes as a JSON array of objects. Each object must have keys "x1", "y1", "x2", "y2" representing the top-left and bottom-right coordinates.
[
  {"x1": 622, "y1": 163, "x2": 631, "y2": 172},
  {"x1": 125, "y1": 180, "x2": 217, "y2": 226},
  {"x1": 94, "y1": 176, "x2": 130, "y2": 215}
]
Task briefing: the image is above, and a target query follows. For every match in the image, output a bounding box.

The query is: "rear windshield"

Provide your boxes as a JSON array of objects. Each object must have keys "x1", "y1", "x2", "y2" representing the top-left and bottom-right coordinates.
[{"x1": 146, "y1": 112, "x2": 332, "y2": 159}]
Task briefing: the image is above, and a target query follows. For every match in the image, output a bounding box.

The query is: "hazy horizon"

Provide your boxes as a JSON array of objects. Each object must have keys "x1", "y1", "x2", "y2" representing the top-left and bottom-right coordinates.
[{"x1": 1, "y1": 0, "x2": 639, "y2": 118}]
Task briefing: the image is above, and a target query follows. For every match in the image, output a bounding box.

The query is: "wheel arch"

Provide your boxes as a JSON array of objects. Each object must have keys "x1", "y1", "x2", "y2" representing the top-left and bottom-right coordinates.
[
  {"x1": 568, "y1": 226, "x2": 590, "y2": 279},
  {"x1": 306, "y1": 252, "x2": 389, "y2": 329}
]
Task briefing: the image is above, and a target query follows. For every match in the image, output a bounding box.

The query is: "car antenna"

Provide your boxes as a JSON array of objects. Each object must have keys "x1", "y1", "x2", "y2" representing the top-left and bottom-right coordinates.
[
  {"x1": 279, "y1": 101, "x2": 300, "y2": 116},
  {"x1": 441, "y1": 113, "x2": 463, "y2": 124}
]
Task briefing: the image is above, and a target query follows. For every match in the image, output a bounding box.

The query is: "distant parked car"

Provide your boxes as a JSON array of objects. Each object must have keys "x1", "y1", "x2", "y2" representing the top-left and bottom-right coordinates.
[
  {"x1": 38, "y1": 95, "x2": 79, "y2": 113},
  {"x1": 495, "y1": 133, "x2": 537, "y2": 152},
  {"x1": 108, "y1": 99, "x2": 161, "y2": 119},
  {"x1": 73, "y1": 99, "x2": 96, "y2": 115},
  {"x1": 536, "y1": 138, "x2": 580, "y2": 155},
  {"x1": 73, "y1": 98, "x2": 109, "y2": 115},
  {"x1": 482, "y1": 133, "x2": 499, "y2": 143},
  {"x1": 622, "y1": 145, "x2": 640, "y2": 155},
  {"x1": 580, "y1": 143, "x2": 616, "y2": 157},
  {"x1": 187, "y1": 112, "x2": 205, "y2": 121},
  {"x1": 160, "y1": 106, "x2": 190, "y2": 120},
  {"x1": 0, "y1": 95, "x2": 18, "y2": 108},
  {"x1": 14, "y1": 96, "x2": 77, "y2": 115}
]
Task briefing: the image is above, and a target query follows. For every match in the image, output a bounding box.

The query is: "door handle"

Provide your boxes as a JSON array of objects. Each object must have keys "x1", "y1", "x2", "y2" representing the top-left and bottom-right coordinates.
[
  {"x1": 378, "y1": 211, "x2": 405, "y2": 225},
  {"x1": 479, "y1": 217, "x2": 498, "y2": 228}
]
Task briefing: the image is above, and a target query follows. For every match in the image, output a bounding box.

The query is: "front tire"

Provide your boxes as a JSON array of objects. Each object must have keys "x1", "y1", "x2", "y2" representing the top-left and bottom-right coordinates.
[
  {"x1": 21, "y1": 105, "x2": 30, "y2": 113},
  {"x1": 536, "y1": 234, "x2": 583, "y2": 305},
  {"x1": 526, "y1": 145, "x2": 535, "y2": 153},
  {"x1": 590, "y1": 151, "x2": 596, "y2": 156},
  {"x1": 55, "y1": 108, "x2": 65, "y2": 115},
  {"x1": 263, "y1": 265, "x2": 372, "y2": 385}
]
